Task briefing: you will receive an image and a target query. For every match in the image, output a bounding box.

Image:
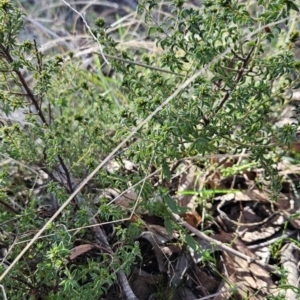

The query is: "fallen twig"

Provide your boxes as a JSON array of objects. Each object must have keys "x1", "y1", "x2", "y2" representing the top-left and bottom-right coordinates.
[{"x1": 172, "y1": 213, "x2": 278, "y2": 274}]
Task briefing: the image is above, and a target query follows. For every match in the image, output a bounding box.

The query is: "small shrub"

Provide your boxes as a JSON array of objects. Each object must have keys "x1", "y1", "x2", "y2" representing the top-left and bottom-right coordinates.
[{"x1": 0, "y1": 0, "x2": 300, "y2": 298}]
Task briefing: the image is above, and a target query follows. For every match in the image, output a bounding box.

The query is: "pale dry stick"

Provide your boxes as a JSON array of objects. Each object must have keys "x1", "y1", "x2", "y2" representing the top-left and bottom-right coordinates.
[
  {"x1": 60, "y1": 0, "x2": 109, "y2": 64},
  {"x1": 14, "y1": 168, "x2": 161, "y2": 245},
  {"x1": 94, "y1": 52, "x2": 184, "y2": 77},
  {"x1": 71, "y1": 1, "x2": 136, "y2": 35},
  {"x1": 72, "y1": 0, "x2": 97, "y2": 34},
  {"x1": 25, "y1": 17, "x2": 71, "y2": 46},
  {"x1": 10, "y1": 187, "x2": 295, "y2": 245},
  {"x1": 12, "y1": 167, "x2": 159, "y2": 244},
  {"x1": 129, "y1": 151, "x2": 155, "y2": 218},
  {"x1": 107, "y1": 168, "x2": 161, "y2": 207},
  {"x1": 117, "y1": 272, "x2": 137, "y2": 300},
  {"x1": 31, "y1": 13, "x2": 157, "y2": 66},
  {"x1": 32, "y1": 1, "x2": 119, "y2": 17},
  {"x1": 0, "y1": 153, "x2": 39, "y2": 175},
  {"x1": 124, "y1": 0, "x2": 138, "y2": 10},
  {"x1": 15, "y1": 217, "x2": 145, "y2": 245},
  {"x1": 0, "y1": 158, "x2": 12, "y2": 166},
  {"x1": 110, "y1": 12, "x2": 143, "y2": 40},
  {"x1": 106, "y1": 161, "x2": 189, "y2": 208},
  {"x1": 0, "y1": 285, "x2": 7, "y2": 300},
  {"x1": 179, "y1": 153, "x2": 250, "y2": 162},
  {"x1": 217, "y1": 197, "x2": 279, "y2": 227},
  {"x1": 172, "y1": 212, "x2": 277, "y2": 273},
  {"x1": 196, "y1": 285, "x2": 241, "y2": 300},
  {"x1": 279, "y1": 166, "x2": 300, "y2": 176},
  {"x1": 95, "y1": 151, "x2": 154, "y2": 220},
  {"x1": 0, "y1": 15, "x2": 296, "y2": 282},
  {"x1": 110, "y1": 12, "x2": 136, "y2": 29},
  {"x1": 0, "y1": 116, "x2": 35, "y2": 126},
  {"x1": 248, "y1": 230, "x2": 296, "y2": 250},
  {"x1": 22, "y1": 153, "x2": 237, "y2": 234},
  {"x1": 0, "y1": 236, "x2": 19, "y2": 271},
  {"x1": 38, "y1": 35, "x2": 88, "y2": 53}
]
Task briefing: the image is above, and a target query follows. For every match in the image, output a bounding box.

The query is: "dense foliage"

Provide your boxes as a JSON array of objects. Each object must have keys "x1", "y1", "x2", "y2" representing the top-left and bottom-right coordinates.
[{"x1": 0, "y1": 0, "x2": 300, "y2": 299}]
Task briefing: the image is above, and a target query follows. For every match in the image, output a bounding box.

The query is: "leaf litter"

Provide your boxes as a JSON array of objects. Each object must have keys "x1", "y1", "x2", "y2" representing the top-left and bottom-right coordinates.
[
  {"x1": 97, "y1": 153, "x2": 300, "y2": 299},
  {"x1": 3, "y1": 150, "x2": 300, "y2": 299}
]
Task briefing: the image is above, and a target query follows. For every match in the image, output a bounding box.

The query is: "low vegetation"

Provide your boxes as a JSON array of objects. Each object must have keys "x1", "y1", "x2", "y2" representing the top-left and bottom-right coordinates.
[{"x1": 1, "y1": 0, "x2": 300, "y2": 299}]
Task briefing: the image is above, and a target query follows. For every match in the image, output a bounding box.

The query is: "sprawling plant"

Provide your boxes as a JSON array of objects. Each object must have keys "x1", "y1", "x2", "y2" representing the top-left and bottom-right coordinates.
[
  {"x1": 0, "y1": 0, "x2": 299, "y2": 298},
  {"x1": 110, "y1": 0, "x2": 300, "y2": 198}
]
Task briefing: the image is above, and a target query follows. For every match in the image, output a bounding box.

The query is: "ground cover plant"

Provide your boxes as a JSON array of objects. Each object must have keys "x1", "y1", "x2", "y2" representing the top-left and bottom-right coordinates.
[{"x1": 1, "y1": 0, "x2": 300, "y2": 299}]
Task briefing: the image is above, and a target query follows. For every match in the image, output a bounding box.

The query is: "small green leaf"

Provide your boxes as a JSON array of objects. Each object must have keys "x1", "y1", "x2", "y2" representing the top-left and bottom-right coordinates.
[
  {"x1": 177, "y1": 206, "x2": 189, "y2": 213},
  {"x1": 164, "y1": 218, "x2": 173, "y2": 236},
  {"x1": 185, "y1": 233, "x2": 199, "y2": 251},
  {"x1": 164, "y1": 194, "x2": 179, "y2": 213},
  {"x1": 162, "y1": 160, "x2": 171, "y2": 180},
  {"x1": 247, "y1": 41, "x2": 256, "y2": 46},
  {"x1": 286, "y1": 1, "x2": 299, "y2": 12},
  {"x1": 178, "y1": 189, "x2": 239, "y2": 196},
  {"x1": 178, "y1": 190, "x2": 199, "y2": 196},
  {"x1": 148, "y1": 26, "x2": 157, "y2": 36}
]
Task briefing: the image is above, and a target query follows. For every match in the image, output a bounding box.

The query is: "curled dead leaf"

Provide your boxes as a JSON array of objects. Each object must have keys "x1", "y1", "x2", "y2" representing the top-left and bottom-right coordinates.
[
  {"x1": 180, "y1": 211, "x2": 201, "y2": 228},
  {"x1": 69, "y1": 244, "x2": 95, "y2": 261}
]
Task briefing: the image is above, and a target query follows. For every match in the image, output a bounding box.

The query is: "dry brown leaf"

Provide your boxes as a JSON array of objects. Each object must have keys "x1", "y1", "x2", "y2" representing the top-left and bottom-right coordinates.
[
  {"x1": 106, "y1": 160, "x2": 120, "y2": 174},
  {"x1": 131, "y1": 279, "x2": 151, "y2": 300},
  {"x1": 115, "y1": 188, "x2": 138, "y2": 209},
  {"x1": 243, "y1": 170, "x2": 256, "y2": 180},
  {"x1": 69, "y1": 244, "x2": 94, "y2": 261},
  {"x1": 170, "y1": 255, "x2": 189, "y2": 287},
  {"x1": 162, "y1": 244, "x2": 182, "y2": 257},
  {"x1": 218, "y1": 234, "x2": 276, "y2": 299},
  {"x1": 222, "y1": 251, "x2": 264, "y2": 299},
  {"x1": 240, "y1": 215, "x2": 284, "y2": 243},
  {"x1": 291, "y1": 142, "x2": 300, "y2": 153},
  {"x1": 147, "y1": 224, "x2": 174, "y2": 243},
  {"x1": 192, "y1": 264, "x2": 220, "y2": 294},
  {"x1": 180, "y1": 210, "x2": 202, "y2": 228},
  {"x1": 106, "y1": 159, "x2": 137, "y2": 174},
  {"x1": 213, "y1": 277, "x2": 242, "y2": 300},
  {"x1": 241, "y1": 206, "x2": 263, "y2": 223},
  {"x1": 96, "y1": 187, "x2": 138, "y2": 210},
  {"x1": 215, "y1": 190, "x2": 285, "y2": 243}
]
